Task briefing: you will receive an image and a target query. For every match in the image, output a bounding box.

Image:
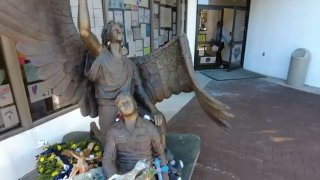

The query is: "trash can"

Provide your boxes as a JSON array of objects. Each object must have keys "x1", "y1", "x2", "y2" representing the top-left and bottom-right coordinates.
[{"x1": 287, "y1": 48, "x2": 311, "y2": 87}]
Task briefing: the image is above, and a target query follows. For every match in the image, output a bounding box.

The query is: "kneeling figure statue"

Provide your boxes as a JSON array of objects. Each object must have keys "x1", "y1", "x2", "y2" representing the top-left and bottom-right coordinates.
[{"x1": 102, "y1": 93, "x2": 168, "y2": 179}]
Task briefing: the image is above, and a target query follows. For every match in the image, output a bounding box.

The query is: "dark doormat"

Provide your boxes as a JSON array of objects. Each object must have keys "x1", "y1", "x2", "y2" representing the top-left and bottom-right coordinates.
[{"x1": 200, "y1": 68, "x2": 265, "y2": 81}]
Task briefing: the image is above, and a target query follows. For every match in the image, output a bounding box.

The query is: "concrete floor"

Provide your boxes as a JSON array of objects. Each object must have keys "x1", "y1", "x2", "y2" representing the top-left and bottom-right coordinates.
[
  {"x1": 158, "y1": 73, "x2": 320, "y2": 122},
  {"x1": 163, "y1": 72, "x2": 320, "y2": 180}
]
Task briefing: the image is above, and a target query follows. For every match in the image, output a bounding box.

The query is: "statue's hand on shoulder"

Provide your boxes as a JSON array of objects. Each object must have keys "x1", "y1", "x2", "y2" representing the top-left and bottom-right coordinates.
[{"x1": 153, "y1": 111, "x2": 165, "y2": 126}]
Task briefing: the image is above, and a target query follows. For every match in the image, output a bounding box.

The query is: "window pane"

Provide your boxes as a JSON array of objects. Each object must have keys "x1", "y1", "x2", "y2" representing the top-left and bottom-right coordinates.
[
  {"x1": 0, "y1": 43, "x2": 20, "y2": 133},
  {"x1": 198, "y1": 0, "x2": 247, "y2": 7},
  {"x1": 15, "y1": 49, "x2": 72, "y2": 122}
]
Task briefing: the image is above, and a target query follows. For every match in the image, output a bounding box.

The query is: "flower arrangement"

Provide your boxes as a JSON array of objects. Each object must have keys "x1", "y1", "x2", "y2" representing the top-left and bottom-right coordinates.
[{"x1": 36, "y1": 141, "x2": 103, "y2": 180}]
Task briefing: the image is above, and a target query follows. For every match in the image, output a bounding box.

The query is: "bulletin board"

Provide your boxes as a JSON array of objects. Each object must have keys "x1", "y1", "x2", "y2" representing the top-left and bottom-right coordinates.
[
  {"x1": 108, "y1": 0, "x2": 178, "y2": 54},
  {"x1": 153, "y1": 0, "x2": 177, "y2": 50},
  {"x1": 108, "y1": 0, "x2": 151, "y2": 57}
]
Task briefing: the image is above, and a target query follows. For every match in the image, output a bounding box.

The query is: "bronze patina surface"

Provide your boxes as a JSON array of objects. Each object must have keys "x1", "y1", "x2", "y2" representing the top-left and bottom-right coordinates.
[{"x1": 102, "y1": 93, "x2": 167, "y2": 178}]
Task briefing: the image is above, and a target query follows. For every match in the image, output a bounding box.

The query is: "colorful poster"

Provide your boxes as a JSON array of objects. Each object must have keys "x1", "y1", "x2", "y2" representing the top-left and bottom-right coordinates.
[
  {"x1": 28, "y1": 82, "x2": 52, "y2": 103},
  {"x1": 143, "y1": 47, "x2": 151, "y2": 55},
  {"x1": 114, "y1": 10, "x2": 124, "y2": 25},
  {"x1": 0, "y1": 105, "x2": 19, "y2": 133},
  {"x1": 160, "y1": 7, "x2": 172, "y2": 28},
  {"x1": 124, "y1": 11, "x2": 132, "y2": 27},
  {"x1": 132, "y1": 11, "x2": 139, "y2": 26},
  {"x1": 0, "y1": 84, "x2": 14, "y2": 107},
  {"x1": 109, "y1": 0, "x2": 124, "y2": 9},
  {"x1": 146, "y1": 24, "x2": 151, "y2": 37}
]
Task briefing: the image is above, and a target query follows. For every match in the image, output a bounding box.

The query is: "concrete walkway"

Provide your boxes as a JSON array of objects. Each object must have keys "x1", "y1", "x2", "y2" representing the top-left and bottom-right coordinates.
[{"x1": 166, "y1": 75, "x2": 320, "y2": 180}]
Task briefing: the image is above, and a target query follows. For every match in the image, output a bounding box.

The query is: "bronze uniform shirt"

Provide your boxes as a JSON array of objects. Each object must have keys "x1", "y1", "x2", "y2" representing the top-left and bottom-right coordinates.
[{"x1": 102, "y1": 117, "x2": 165, "y2": 177}]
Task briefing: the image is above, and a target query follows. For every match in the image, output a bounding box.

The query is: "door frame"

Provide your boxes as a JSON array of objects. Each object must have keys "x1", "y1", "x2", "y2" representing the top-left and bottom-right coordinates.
[{"x1": 194, "y1": 0, "x2": 251, "y2": 70}]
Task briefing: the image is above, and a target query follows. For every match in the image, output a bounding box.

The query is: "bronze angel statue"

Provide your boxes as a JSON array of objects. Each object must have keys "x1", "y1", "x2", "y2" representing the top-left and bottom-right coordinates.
[{"x1": 0, "y1": 0, "x2": 233, "y2": 145}]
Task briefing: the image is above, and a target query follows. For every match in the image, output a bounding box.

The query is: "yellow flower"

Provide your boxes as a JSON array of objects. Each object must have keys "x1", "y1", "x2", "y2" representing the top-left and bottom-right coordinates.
[
  {"x1": 71, "y1": 144, "x2": 77, "y2": 149},
  {"x1": 48, "y1": 153, "x2": 56, "y2": 161},
  {"x1": 51, "y1": 170, "x2": 59, "y2": 177},
  {"x1": 57, "y1": 145, "x2": 62, "y2": 151},
  {"x1": 39, "y1": 167, "x2": 44, "y2": 173},
  {"x1": 95, "y1": 152, "x2": 102, "y2": 158},
  {"x1": 94, "y1": 146, "x2": 100, "y2": 151},
  {"x1": 39, "y1": 157, "x2": 45, "y2": 162},
  {"x1": 56, "y1": 160, "x2": 64, "y2": 167}
]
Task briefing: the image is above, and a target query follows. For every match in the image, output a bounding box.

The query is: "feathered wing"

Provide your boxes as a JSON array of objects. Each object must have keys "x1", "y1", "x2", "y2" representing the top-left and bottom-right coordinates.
[
  {"x1": 132, "y1": 34, "x2": 233, "y2": 130},
  {"x1": 0, "y1": 0, "x2": 97, "y2": 117}
]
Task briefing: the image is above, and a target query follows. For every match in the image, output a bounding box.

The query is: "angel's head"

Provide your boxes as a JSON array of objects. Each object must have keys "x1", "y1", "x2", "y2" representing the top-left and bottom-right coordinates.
[{"x1": 101, "y1": 21, "x2": 123, "y2": 46}]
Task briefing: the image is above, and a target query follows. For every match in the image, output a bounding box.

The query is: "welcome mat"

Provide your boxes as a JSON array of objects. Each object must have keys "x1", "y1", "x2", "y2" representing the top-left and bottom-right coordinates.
[{"x1": 200, "y1": 68, "x2": 265, "y2": 81}]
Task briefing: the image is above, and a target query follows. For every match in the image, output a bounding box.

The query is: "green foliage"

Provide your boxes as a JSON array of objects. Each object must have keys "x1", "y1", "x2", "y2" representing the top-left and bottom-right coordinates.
[{"x1": 36, "y1": 141, "x2": 103, "y2": 180}]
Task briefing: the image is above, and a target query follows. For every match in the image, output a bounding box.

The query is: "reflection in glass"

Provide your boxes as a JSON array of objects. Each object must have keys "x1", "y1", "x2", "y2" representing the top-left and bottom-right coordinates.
[
  {"x1": 0, "y1": 44, "x2": 20, "y2": 134},
  {"x1": 16, "y1": 48, "x2": 72, "y2": 122}
]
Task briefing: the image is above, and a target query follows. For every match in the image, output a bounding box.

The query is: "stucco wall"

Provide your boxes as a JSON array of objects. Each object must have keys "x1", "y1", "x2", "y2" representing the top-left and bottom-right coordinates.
[{"x1": 244, "y1": 0, "x2": 320, "y2": 88}]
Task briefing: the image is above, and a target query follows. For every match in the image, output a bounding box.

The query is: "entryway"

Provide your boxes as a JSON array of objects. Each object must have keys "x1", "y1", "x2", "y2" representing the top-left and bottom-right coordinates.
[{"x1": 194, "y1": 0, "x2": 250, "y2": 71}]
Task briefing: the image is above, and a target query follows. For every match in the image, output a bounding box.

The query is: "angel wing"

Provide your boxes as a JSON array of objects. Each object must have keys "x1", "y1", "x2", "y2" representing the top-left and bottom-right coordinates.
[
  {"x1": 131, "y1": 35, "x2": 234, "y2": 131},
  {"x1": 0, "y1": 0, "x2": 97, "y2": 117}
]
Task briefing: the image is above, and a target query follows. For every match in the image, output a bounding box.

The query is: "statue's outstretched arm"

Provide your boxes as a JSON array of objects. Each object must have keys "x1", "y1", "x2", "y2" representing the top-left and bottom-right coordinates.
[{"x1": 78, "y1": 0, "x2": 102, "y2": 57}]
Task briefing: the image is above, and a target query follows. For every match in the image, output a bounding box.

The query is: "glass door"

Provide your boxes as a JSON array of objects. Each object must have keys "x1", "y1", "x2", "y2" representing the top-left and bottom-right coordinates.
[
  {"x1": 195, "y1": 8, "x2": 223, "y2": 70},
  {"x1": 195, "y1": 2, "x2": 249, "y2": 71},
  {"x1": 228, "y1": 7, "x2": 247, "y2": 70}
]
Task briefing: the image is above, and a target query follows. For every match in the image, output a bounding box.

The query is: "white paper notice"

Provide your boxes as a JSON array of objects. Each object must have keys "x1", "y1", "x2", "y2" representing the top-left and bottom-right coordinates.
[
  {"x1": 114, "y1": 10, "x2": 124, "y2": 25},
  {"x1": 135, "y1": 39, "x2": 143, "y2": 51},
  {"x1": 138, "y1": 8, "x2": 145, "y2": 23},
  {"x1": 159, "y1": 36, "x2": 164, "y2": 45},
  {"x1": 132, "y1": 11, "x2": 139, "y2": 26},
  {"x1": 124, "y1": 11, "x2": 132, "y2": 27},
  {"x1": 0, "y1": 105, "x2": 19, "y2": 130},
  {"x1": 109, "y1": 11, "x2": 114, "y2": 21},
  {"x1": 160, "y1": 7, "x2": 172, "y2": 28},
  {"x1": 153, "y1": 3, "x2": 159, "y2": 14},
  {"x1": 144, "y1": 9, "x2": 150, "y2": 23},
  {"x1": 144, "y1": 37, "x2": 150, "y2": 47},
  {"x1": 141, "y1": 24, "x2": 147, "y2": 38},
  {"x1": 154, "y1": 28, "x2": 159, "y2": 39}
]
